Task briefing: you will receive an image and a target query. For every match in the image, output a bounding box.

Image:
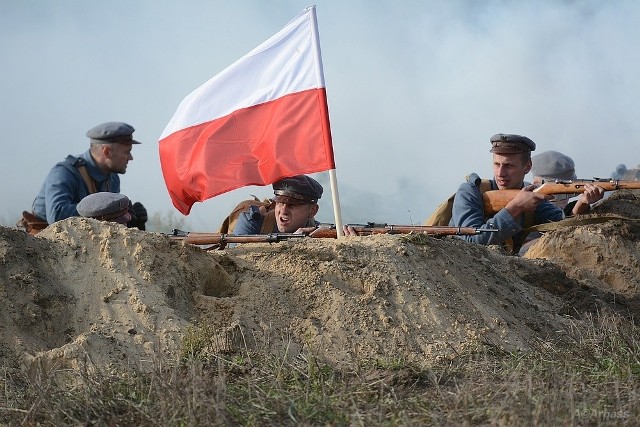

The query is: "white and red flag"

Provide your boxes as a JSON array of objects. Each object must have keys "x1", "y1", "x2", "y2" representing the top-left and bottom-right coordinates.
[{"x1": 159, "y1": 6, "x2": 337, "y2": 216}]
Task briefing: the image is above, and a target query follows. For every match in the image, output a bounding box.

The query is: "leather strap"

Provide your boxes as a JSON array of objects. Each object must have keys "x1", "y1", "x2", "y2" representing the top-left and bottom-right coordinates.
[
  {"x1": 526, "y1": 214, "x2": 639, "y2": 232},
  {"x1": 260, "y1": 209, "x2": 277, "y2": 233},
  {"x1": 77, "y1": 165, "x2": 98, "y2": 194}
]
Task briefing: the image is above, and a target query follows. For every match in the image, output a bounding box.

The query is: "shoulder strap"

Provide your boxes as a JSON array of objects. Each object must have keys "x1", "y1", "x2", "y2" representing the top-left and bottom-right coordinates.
[
  {"x1": 61, "y1": 156, "x2": 99, "y2": 194},
  {"x1": 523, "y1": 211, "x2": 535, "y2": 229},
  {"x1": 218, "y1": 198, "x2": 260, "y2": 233},
  {"x1": 218, "y1": 196, "x2": 275, "y2": 234},
  {"x1": 504, "y1": 211, "x2": 536, "y2": 255},
  {"x1": 526, "y1": 214, "x2": 636, "y2": 232},
  {"x1": 77, "y1": 165, "x2": 98, "y2": 194},
  {"x1": 260, "y1": 209, "x2": 277, "y2": 233}
]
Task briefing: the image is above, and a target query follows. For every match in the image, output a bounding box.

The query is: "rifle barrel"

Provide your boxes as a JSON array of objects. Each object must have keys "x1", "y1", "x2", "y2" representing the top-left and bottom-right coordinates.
[{"x1": 309, "y1": 225, "x2": 497, "y2": 238}]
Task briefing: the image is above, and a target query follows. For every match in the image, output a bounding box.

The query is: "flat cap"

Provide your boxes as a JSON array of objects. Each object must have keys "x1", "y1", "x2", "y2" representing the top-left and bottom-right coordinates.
[
  {"x1": 86, "y1": 122, "x2": 141, "y2": 144},
  {"x1": 77, "y1": 192, "x2": 132, "y2": 224},
  {"x1": 489, "y1": 133, "x2": 536, "y2": 154},
  {"x1": 273, "y1": 175, "x2": 323, "y2": 204},
  {"x1": 531, "y1": 150, "x2": 577, "y2": 181}
]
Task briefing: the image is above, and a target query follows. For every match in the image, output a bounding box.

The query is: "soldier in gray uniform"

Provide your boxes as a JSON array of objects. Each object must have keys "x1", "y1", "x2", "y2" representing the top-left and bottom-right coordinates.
[
  {"x1": 22, "y1": 122, "x2": 147, "y2": 234},
  {"x1": 449, "y1": 133, "x2": 564, "y2": 254},
  {"x1": 531, "y1": 150, "x2": 604, "y2": 216}
]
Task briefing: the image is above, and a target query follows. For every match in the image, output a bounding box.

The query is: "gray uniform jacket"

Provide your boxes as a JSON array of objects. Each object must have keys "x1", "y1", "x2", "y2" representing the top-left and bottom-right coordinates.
[
  {"x1": 450, "y1": 173, "x2": 564, "y2": 247},
  {"x1": 32, "y1": 149, "x2": 121, "y2": 223}
]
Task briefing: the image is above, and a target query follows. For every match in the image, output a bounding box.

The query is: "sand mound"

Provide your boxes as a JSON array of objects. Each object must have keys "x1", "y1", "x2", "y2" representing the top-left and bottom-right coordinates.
[
  {"x1": 0, "y1": 219, "x2": 220, "y2": 373},
  {"x1": 525, "y1": 190, "x2": 640, "y2": 297},
  {"x1": 1, "y1": 193, "x2": 638, "y2": 373}
]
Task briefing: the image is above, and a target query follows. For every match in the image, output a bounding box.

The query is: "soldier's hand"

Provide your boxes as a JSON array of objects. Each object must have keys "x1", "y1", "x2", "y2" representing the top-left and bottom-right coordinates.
[
  {"x1": 127, "y1": 201, "x2": 148, "y2": 231},
  {"x1": 505, "y1": 185, "x2": 551, "y2": 217},
  {"x1": 343, "y1": 225, "x2": 358, "y2": 236},
  {"x1": 295, "y1": 226, "x2": 317, "y2": 235},
  {"x1": 572, "y1": 183, "x2": 605, "y2": 215},
  {"x1": 580, "y1": 183, "x2": 605, "y2": 205}
]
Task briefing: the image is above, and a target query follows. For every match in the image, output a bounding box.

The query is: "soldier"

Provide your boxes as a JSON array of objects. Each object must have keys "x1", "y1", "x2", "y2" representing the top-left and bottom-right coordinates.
[
  {"x1": 449, "y1": 133, "x2": 565, "y2": 254},
  {"x1": 234, "y1": 175, "x2": 324, "y2": 235},
  {"x1": 531, "y1": 150, "x2": 604, "y2": 216},
  {"x1": 22, "y1": 122, "x2": 147, "y2": 234}
]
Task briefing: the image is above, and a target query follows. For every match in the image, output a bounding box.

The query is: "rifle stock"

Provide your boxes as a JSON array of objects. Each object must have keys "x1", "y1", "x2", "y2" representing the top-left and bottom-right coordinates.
[
  {"x1": 482, "y1": 178, "x2": 640, "y2": 216},
  {"x1": 166, "y1": 229, "x2": 306, "y2": 247}
]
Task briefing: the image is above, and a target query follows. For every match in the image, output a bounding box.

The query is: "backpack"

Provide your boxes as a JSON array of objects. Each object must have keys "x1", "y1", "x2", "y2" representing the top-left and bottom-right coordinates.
[
  {"x1": 424, "y1": 178, "x2": 492, "y2": 226},
  {"x1": 17, "y1": 211, "x2": 48, "y2": 236},
  {"x1": 218, "y1": 196, "x2": 277, "y2": 234}
]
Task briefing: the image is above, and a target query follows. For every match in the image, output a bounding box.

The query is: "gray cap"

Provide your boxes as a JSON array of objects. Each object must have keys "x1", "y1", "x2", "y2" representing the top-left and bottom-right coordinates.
[
  {"x1": 77, "y1": 192, "x2": 132, "y2": 224},
  {"x1": 273, "y1": 175, "x2": 323, "y2": 204},
  {"x1": 531, "y1": 150, "x2": 577, "y2": 181},
  {"x1": 86, "y1": 122, "x2": 141, "y2": 144},
  {"x1": 489, "y1": 133, "x2": 536, "y2": 154}
]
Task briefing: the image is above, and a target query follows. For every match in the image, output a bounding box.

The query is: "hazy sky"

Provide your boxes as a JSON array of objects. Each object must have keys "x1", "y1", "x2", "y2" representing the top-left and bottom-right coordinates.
[{"x1": 2, "y1": 0, "x2": 639, "y2": 230}]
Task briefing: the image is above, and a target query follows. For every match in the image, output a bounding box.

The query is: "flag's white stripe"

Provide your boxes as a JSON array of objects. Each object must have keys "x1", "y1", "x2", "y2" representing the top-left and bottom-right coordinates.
[{"x1": 160, "y1": 7, "x2": 321, "y2": 140}]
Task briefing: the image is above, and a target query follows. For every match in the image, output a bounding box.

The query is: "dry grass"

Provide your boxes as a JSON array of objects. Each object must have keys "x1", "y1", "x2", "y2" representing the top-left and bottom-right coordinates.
[{"x1": 2, "y1": 311, "x2": 639, "y2": 426}]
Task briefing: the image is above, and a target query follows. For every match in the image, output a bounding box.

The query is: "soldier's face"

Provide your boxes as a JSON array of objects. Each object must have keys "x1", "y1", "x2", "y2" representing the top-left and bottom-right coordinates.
[
  {"x1": 106, "y1": 143, "x2": 133, "y2": 174},
  {"x1": 492, "y1": 153, "x2": 531, "y2": 190},
  {"x1": 274, "y1": 201, "x2": 318, "y2": 233}
]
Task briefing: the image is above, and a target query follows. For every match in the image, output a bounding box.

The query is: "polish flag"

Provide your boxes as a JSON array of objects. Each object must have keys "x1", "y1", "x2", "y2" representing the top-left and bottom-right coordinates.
[{"x1": 159, "y1": 6, "x2": 336, "y2": 215}]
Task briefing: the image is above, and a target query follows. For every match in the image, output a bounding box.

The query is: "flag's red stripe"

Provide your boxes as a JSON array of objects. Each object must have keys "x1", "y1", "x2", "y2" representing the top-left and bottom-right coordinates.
[{"x1": 159, "y1": 88, "x2": 335, "y2": 215}]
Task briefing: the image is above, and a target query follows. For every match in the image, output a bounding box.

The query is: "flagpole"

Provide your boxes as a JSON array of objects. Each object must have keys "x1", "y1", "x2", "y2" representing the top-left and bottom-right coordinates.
[
  {"x1": 309, "y1": 6, "x2": 344, "y2": 238},
  {"x1": 328, "y1": 169, "x2": 344, "y2": 237}
]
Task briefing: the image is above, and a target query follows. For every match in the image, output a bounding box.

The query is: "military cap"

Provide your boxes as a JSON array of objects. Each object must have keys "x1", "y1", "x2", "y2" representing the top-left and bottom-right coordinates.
[
  {"x1": 77, "y1": 192, "x2": 132, "y2": 224},
  {"x1": 489, "y1": 133, "x2": 536, "y2": 154},
  {"x1": 531, "y1": 150, "x2": 577, "y2": 181},
  {"x1": 86, "y1": 122, "x2": 141, "y2": 144},
  {"x1": 273, "y1": 175, "x2": 323, "y2": 204}
]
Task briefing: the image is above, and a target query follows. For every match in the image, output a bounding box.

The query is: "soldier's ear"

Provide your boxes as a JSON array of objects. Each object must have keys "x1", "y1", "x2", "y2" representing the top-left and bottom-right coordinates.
[
  {"x1": 101, "y1": 144, "x2": 112, "y2": 158},
  {"x1": 309, "y1": 203, "x2": 319, "y2": 218}
]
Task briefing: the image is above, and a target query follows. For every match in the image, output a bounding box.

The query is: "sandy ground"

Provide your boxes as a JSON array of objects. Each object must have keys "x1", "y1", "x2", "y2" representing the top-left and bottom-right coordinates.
[{"x1": 1, "y1": 191, "x2": 638, "y2": 374}]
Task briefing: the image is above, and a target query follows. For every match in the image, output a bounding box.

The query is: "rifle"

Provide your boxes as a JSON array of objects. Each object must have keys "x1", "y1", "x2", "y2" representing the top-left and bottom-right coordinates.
[
  {"x1": 166, "y1": 229, "x2": 307, "y2": 247},
  {"x1": 166, "y1": 223, "x2": 498, "y2": 249},
  {"x1": 308, "y1": 222, "x2": 498, "y2": 238},
  {"x1": 482, "y1": 178, "x2": 640, "y2": 216}
]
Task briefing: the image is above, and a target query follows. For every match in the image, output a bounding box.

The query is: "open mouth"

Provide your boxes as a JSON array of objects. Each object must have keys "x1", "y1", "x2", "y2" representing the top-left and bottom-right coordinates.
[{"x1": 278, "y1": 215, "x2": 290, "y2": 225}]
